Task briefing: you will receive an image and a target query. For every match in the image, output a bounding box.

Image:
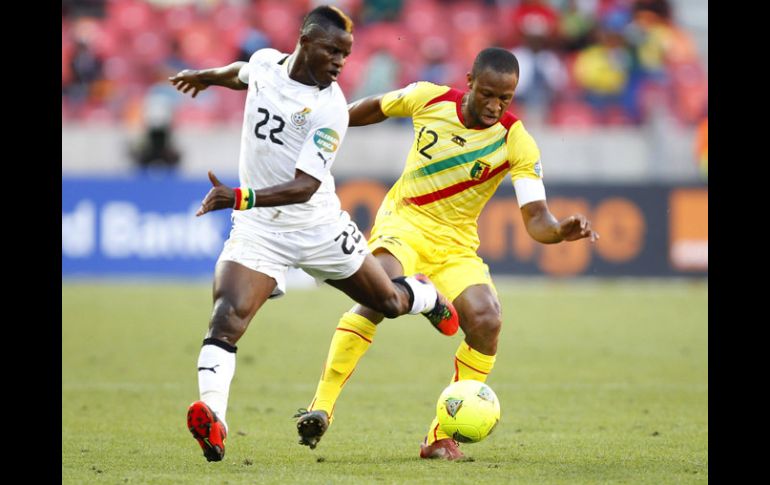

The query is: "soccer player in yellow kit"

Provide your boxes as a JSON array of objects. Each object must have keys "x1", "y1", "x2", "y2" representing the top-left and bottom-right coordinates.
[{"x1": 295, "y1": 47, "x2": 599, "y2": 459}]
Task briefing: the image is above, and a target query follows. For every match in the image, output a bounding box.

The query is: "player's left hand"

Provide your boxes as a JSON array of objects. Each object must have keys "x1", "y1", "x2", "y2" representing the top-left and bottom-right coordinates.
[
  {"x1": 196, "y1": 171, "x2": 236, "y2": 216},
  {"x1": 558, "y1": 215, "x2": 599, "y2": 242},
  {"x1": 169, "y1": 69, "x2": 209, "y2": 98}
]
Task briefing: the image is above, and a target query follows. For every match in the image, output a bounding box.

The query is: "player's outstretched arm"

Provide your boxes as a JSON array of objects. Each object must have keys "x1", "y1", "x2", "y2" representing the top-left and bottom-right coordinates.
[
  {"x1": 169, "y1": 62, "x2": 248, "y2": 98},
  {"x1": 348, "y1": 95, "x2": 388, "y2": 127},
  {"x1": 520, "y1": 200, "x2": 599, "y2": 244},
  {"x1": 196, "y1": 170, "x2": 322, "y2": 217}
]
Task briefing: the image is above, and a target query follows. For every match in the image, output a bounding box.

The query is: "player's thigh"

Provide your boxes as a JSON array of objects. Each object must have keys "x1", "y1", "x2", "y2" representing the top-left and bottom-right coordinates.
[
  {"x1": 320, "y1": 250, "x2": 402, "y2": 324},
  {"x1": 217, "y1": 228, "x2": 289, "y2": 300},
  {"x1": 325, "y1": 253, "x2": 400, "y2": 309},
  {"x1": 212, "y1": 260, "x2": 277, "y2": 319},
  {"x1": 368, "y1": 213, "x2": 425, "y2": 276},
  {"x1": 427, "y1": 253, "x2": 498, "y2": 304},
  {"x1": 371, "y1": 248, "x2": 405, "y2": 278},
  {"x1": 299, "y1": 213, "x2": 398, "y2": 305},
  {"x1": 300, "y1": 211, "x2": 370, "y2": 284}
]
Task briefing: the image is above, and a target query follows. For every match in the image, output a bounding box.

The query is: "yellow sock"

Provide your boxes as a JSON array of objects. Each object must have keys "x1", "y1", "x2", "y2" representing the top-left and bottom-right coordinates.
[
  {"x1": 426, "y1": 342, "x2": 497, "y2": 444},
  {"x1": 308, "y1": 312, "x2": 377, "y2": 421}
]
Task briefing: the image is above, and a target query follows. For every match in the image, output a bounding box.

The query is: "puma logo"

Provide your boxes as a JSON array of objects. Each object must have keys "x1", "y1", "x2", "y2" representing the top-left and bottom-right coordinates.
[{"x1": 198, "y1": 364, "x2": 220, "y2": 374}]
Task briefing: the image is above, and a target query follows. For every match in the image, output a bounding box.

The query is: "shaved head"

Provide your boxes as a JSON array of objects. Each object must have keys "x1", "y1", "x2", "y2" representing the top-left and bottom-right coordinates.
[{"x1": 471, "y1": 47, "x2": 519, "y2": 78}]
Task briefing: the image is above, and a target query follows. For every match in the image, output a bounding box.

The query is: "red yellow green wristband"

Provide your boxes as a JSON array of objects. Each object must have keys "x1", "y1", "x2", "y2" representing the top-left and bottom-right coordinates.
[{"x1": 233, "y1": 187, "x2": 256, "y2": 210}]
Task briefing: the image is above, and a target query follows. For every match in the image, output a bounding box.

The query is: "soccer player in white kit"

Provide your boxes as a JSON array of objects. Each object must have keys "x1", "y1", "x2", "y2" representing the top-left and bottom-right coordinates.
[{"x1": 169, "y1": 6, "x2": 459, "y2": 462}]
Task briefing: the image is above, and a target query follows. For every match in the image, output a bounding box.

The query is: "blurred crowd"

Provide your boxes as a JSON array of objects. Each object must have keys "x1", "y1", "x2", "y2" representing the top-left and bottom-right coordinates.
[{"x1": 62, "y1": 0, "x2": 707, "y2": 131}]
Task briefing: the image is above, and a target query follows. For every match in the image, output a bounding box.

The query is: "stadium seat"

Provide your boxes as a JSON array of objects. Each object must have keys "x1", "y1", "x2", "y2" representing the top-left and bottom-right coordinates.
[
  {"x1": 403, "y1": 0, "x2": 441, "y2": 37},
  {"x1": 105, "y1": 0, "x2": 156, "y2": 34},
  {"x1": 547, "y1": 100, "x2": 598, "y2": 129},
  {"x1": 604, "y1": 106, "x2": 634, "y2": 126},
  {"x1": 62, "y1": 0, "x2": 706, "y2": 129},
  {"x1": 161, "y1": 4, "x2": 196, "y2": 34}
]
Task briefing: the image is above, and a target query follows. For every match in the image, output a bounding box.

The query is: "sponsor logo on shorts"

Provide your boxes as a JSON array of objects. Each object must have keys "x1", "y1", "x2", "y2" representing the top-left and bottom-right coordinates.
[
  {"x1": 314, "y1": 128, "x2": 340, "y2": 152},
  {"x1": 376, "y1": 235, "x2": 402, "y2": 246}
]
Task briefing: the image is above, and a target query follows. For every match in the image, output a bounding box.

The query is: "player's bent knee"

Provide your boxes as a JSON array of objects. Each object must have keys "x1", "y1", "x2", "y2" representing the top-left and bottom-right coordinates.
[
  {"x1": 466, "y1": 310, "x2": 502, "y2": 341},
  {"x1": 375, "y1": 295, "x2": 403, "y2": 319},
  {"x1": 365, "y1": 289, "x2": 404, "y2": 319},
  {"x1": 485, "y1": 316, "x2": 503, "y2": 340},
  {"x1": 209, "y1": 297, "x2": 249, "y2": 341}
]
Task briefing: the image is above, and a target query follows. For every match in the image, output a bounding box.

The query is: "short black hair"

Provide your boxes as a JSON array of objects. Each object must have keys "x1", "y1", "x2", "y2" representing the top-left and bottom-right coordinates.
[
  {"x1": 471, "y1": 47, "x2": 519, "y2": 77},
  {"x1": 301, "y1": 5, "x2": 354, "y2": 34}
]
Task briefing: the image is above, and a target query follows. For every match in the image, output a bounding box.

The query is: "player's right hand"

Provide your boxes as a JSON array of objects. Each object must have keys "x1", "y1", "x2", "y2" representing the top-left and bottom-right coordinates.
[
  {"x1": 169, "y1": 70, "x2": 209, "y2": 98},
  {"x1": 196, "y1": 171, "x2": 235, "y2": 216},
  {"x1": 558, "y1": 214, "x2": 599, "y2": 242}
]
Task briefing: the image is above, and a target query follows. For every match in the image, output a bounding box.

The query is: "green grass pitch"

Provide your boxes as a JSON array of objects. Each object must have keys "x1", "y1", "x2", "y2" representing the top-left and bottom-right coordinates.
[{"x1": 62, "y1": 279, "x2": 707, "y2": 484}]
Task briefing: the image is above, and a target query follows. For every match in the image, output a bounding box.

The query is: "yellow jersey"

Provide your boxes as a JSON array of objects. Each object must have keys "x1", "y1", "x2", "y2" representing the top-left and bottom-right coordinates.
[{"x1": 378, "y1": 81, "x2": 542, "y2": 249}]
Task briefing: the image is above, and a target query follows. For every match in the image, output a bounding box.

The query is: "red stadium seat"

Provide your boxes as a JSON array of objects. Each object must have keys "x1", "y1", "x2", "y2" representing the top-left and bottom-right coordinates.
[
  {"x1": 547, "y1": 100, "x2": 598, "y2": 129},
  {"x1": 256, "y1": 1, "x2": 303, "y2": 53},
  {"x1": 162, "y1": 4, "x2": 196, "y2": 34},
  {"x1": 130, "y1": 31, "x2": 170, "y2": 66},
  {"x1": 403, "y1": 0, "x2": 441, "y2": 37},
  {"x1": 105, "y1": 0, "x2": 156, "y2": 34},
  {"x1": 604, "y1": 106, "x2": 634, "y2": 126}
]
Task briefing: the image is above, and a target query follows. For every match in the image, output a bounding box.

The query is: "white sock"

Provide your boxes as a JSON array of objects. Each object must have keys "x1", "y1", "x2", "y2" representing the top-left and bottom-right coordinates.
[
  {"x1": 197, "y1": 341, "x2": 236, "y2": 432},
  {"x1": 403, "y1": 275, "x2": 439, "y2": 314}
]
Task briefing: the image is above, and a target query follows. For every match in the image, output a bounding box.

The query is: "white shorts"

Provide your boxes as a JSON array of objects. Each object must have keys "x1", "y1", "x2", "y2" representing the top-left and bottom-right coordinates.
[{"x1": 217, "y1": 210, "x2": 369, "y2": 298}]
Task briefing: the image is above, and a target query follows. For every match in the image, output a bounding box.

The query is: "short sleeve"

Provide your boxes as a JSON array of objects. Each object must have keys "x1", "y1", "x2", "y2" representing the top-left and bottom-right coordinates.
[
  {"x1": 507, "y1": 122, "x2": 546, "y2": 205},
  {"x1": 507, "y1": 121, "x2": 543, "y2": 183},
  {"x1": 295, "y1": 96, "x2": 349, "y2": 182},
  {"x1": 238, "y1": 63, "x2": 249, "y2": 84},
  {"x1": 240, "y1": 48, "x2": 282, "y2": 84},
  {"x1": 380, "y1": 82, "x2": 446, "y2": 118}
]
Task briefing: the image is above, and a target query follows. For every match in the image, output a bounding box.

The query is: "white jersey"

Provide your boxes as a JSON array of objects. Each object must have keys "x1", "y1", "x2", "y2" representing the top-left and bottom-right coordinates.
[{"x1": 233, "y1": 48, "x2": 349, "y2": 231}]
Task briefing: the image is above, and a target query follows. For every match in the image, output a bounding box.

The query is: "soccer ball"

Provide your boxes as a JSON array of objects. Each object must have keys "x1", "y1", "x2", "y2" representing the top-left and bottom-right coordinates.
[{"x1": 436, "y1": 379, "x2": 500, "y2": 443}]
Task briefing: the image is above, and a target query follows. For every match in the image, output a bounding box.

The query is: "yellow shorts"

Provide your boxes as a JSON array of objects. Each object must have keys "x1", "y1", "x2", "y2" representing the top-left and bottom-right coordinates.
[{"x1": 368, "y1": 212, "x2": 496, "y2": 302}]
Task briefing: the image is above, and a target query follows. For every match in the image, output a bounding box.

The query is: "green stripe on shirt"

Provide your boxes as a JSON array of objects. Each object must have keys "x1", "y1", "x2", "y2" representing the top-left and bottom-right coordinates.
[{"x1": 409, "y1": 137, "x2": 507, "y2": 179}]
